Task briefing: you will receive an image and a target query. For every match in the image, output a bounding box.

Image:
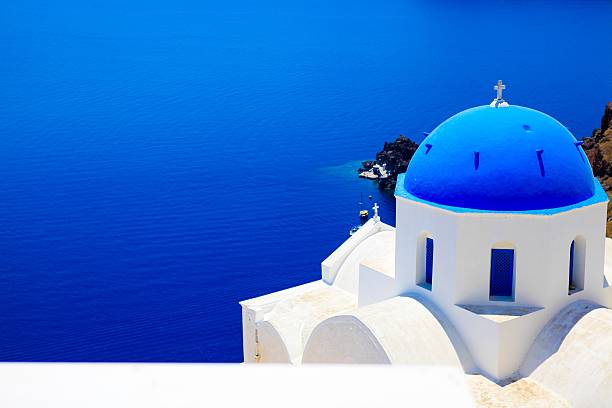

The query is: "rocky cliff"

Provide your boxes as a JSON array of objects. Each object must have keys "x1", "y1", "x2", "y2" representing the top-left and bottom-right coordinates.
[
  {"x1": 581, "y1": 102, "x2": 612, "y2": 236},
  {"x1": 362, "y1": 103, "x2": 612, "y2": 235}
]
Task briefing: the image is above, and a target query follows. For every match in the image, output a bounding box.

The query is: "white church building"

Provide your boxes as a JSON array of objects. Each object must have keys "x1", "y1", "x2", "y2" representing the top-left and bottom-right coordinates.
[{"x1": 240, "y1": 83, "x2": 612, "y2": 406}]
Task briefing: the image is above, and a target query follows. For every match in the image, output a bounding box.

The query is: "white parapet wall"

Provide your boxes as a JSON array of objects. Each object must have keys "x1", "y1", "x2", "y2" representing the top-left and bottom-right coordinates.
[{"x1": 0, "y1": 363, "x2": 475, "y2": 408}]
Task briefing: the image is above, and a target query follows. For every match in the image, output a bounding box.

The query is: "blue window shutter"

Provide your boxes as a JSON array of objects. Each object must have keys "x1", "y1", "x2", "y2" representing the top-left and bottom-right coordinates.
[
  {"x1": 425, "y1": 238, "x2": 434, "y2": 285},
  {"x1": 490, "y1": 249, "x2": 514, "y2": 298}
]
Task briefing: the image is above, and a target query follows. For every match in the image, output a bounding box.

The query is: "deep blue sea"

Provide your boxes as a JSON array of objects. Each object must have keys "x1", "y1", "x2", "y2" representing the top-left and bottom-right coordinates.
[{"x1": 1, "y1": 0, "x2": 611, "y2": 362}]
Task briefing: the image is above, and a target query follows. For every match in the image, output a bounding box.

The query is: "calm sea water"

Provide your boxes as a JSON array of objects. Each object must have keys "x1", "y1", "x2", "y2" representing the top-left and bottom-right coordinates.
[{"x1": 0, "y1": 0, "x2": 611, "y2": 362}]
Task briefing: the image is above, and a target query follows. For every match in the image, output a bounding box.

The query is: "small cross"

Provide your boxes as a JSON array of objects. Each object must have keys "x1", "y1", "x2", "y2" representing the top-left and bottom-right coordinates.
[
  {"x1": 373, "y1": 203, "x2": 380, "y2": 220},
  {"x1": 494, "y1": 80, "x2": 506, "y2": 100}
]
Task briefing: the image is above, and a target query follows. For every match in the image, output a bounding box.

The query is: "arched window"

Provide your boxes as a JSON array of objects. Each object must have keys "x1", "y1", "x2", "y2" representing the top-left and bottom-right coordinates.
[
  {"x1": 569, "y1": 237, "x2": 586, "y2": 294},
  {"x1": 489, "y1": 245, "x2": 515, "y2": 301},
  {"x1": 416, "y1": 234, "x2": 434, "y2": 290}
]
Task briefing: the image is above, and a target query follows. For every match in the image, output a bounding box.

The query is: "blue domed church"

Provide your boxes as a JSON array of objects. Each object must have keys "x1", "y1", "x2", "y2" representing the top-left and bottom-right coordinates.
[{"x1": 240, "y1": 83, "x2": 612, "y2": 405}]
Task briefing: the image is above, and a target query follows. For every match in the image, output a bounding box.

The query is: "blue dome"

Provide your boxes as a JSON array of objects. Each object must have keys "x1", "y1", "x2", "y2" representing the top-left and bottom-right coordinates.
[{"x1": 404, "y1": 105, "x2": 596, "y2": 211}]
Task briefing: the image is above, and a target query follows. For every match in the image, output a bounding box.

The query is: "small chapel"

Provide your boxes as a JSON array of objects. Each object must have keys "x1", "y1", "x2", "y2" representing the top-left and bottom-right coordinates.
[{"x1": 240, "y1": 82, "x2": 612, "y2": 406}]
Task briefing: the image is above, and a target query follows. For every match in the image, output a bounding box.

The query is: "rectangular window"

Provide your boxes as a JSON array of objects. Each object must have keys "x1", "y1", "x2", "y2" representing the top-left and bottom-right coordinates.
[
  {"x1": 569, "y1": 238, "x2": 585, "y2": 294},
  {"x1": 490, "y1": 248, "x2": 514, "y2": 301},
  {"x1": 417, "y1": 236, "x2": 434, "y2": 291}
]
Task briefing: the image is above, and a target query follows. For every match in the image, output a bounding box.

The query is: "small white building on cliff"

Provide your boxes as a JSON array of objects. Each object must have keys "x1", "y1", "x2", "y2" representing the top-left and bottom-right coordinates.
[{"x1": 240, "y1": 84, "x2": 612, "y2": 407}]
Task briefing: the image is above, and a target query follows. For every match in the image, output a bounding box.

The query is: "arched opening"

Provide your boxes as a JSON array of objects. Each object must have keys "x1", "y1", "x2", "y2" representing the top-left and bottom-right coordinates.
[
  {"x1": 489, "y1": 244, "x2": 515, "y2": 301},
  {"x1": 569, "y1": 236, "x2": 586, "y2": 295},
  {"x1": 416, "y1": 233, "x2": 434, "y2": 290}
]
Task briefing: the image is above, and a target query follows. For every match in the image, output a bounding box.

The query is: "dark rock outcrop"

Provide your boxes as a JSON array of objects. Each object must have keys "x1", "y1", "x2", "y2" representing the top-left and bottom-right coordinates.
[
  {"x1": 581, "y1": 102, "x2": 612, "y2": 236},
  {"x1": 358, "y1": 135, "x2": 419, "y2": 190}
]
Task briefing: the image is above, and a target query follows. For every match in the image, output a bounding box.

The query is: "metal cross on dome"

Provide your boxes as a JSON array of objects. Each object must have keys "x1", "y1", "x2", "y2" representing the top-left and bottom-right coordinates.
[
  {"x1": 494, "y1": 80, "x2": 506, "y2": 101},
  {"x1": 490, "y1": 80, "x2": 509, "y2": 108},
  {"x1": 373, "y1": 203, "x2": 380, "y2": 221}
]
